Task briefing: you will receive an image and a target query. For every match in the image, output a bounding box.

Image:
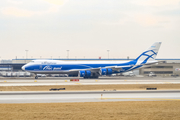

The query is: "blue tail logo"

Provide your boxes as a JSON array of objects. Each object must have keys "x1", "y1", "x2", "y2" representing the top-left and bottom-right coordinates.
[{"x1": 133, "y1": 42, "x2": 161, "y2": 65}]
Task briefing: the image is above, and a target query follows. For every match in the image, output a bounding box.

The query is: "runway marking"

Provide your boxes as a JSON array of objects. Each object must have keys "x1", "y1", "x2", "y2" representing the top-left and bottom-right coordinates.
[
  {"x1": 4, "y1": 81, "x2": 7, "y2": 82},
  {"x1": 75, "y1": 83, "x2": 82, "y2": 85},
  {"x1": 101, "y1": 98, "x2": 180, "y2": 101},
  {"x1": 124, "y1": 80, "x2": 127, "y2": 81}
]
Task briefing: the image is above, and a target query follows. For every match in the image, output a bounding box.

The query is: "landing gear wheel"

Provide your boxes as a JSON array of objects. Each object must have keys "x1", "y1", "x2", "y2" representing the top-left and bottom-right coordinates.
[
  {"x1": 35, "y1": 76, "x2": 38, "y2": 79},
  {"x1": 91, "y1": 75, "x2": 99, "y2": 79},
  {"x1": 94, "y1": 76, "x2": 99, "y2": 79}
]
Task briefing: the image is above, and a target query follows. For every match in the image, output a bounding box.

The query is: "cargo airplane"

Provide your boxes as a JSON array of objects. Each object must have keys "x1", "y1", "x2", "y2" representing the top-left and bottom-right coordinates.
[{"x1": 22, "y1": 42, "x2": 161, "y2": 79}]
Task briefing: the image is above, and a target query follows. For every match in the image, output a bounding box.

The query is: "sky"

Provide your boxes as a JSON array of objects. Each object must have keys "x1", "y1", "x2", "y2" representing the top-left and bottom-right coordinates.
[{"x1": 0, "y1": 0, "x2": 180, "y2": 59}]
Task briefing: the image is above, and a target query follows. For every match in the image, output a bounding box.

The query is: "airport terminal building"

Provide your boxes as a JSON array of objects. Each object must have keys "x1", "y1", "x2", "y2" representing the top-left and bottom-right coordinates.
[{"x1": 0, "y1": 58, "x2": 180, "y2": 77}]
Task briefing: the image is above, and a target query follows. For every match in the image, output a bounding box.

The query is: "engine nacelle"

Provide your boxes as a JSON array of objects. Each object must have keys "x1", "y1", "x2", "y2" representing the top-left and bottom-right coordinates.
[
  {"x1": 101, "y1": 68, "x2": 107, "y2": 75},
  {"x1": 79, "y1": 70, "x2": 91, "y2": 77},
  {"x1": 79, "y1": 70, "x2": 86, "y2": 77},
  {"x1": 107, "y1": 68, "x2": 112, "y2": 74},
  {"x1": 86, "y1": 70, "x2": 91, "y2": 77},
  {"x1": 101, "y1": 68, "x2": 113, "y2": 75}
]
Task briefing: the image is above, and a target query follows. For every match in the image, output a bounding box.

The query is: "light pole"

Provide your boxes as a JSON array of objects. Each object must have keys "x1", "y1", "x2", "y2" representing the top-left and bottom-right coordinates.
[
  {"x1": 23, "y1": 56, "x2": 25, "y2": 63},
  {"x1": 107, "y1": 50, "x2": 110, "y2": 59},
  {"x1": 67, "y1": 50, "x2": 69, "y2": 59},
  {"x1": 25, "y1": 50, "x2": 28, "y2": 63}
]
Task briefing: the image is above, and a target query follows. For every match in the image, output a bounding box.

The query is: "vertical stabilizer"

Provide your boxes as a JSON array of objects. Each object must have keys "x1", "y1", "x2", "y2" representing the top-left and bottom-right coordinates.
[{"x1": 134, "y1": 42, "x2": 162, "y2": 65}]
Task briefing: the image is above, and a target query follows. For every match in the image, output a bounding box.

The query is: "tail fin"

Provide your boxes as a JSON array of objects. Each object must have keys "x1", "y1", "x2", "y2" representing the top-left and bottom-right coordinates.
[{"x1": 134, "y1": 42, "x2": 162, "y2": 65}]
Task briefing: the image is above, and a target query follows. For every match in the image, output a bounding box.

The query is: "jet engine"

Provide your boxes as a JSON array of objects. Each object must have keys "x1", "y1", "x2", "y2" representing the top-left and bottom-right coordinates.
[
  {"x1": 100, "y1": 68, "x2": 113, "y2": 75},
  {"x1": 79, "y1": 70, "x2": 85, "y2": 77},
  {"x1": 86, "y1": 70, "x2": 91, "y2": 77},
  {"x1": 79, "y1": 70, "x2": 91, "y2": 77}
]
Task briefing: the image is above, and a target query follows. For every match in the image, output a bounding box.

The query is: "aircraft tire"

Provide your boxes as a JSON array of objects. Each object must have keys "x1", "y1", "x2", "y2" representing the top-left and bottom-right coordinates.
[
  {"x1": 83, "y1": 76, "x2": 89, "y2": 79},
  {"x1": 83, "y1": 76, "x2": 99, "y2": 79},
  {"x1": 90, "y1": 75, "x2": 99, "y2": 79}
]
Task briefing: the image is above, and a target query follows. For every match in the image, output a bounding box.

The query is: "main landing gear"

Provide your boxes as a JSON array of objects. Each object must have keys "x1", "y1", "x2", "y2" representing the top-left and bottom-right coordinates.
[
  {"x1": 83, "y1": 75, "x2": 99, "y2": 79},
  {"x1": 35, "y1": 75, "x2": 38, "y2": 79}
]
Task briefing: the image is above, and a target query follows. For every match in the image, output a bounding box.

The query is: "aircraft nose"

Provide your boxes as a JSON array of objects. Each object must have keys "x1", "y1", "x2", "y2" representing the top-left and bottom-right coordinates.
[{"x1": 22, "y1": 65, "x2": 25, "y2": 71}]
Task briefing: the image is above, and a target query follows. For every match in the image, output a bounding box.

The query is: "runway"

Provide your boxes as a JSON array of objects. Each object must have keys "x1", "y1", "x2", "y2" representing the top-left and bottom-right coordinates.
[
  {"x1": 0, "y1": 90, "x2": 179, "y2": 103},
  {"x1": 0, "y1": 77, "x2": 180, "y2": 86}
]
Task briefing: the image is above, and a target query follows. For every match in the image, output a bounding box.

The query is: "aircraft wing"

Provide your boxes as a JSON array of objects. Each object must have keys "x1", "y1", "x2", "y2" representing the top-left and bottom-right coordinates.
[
  {"x1": 69, "y1": 65, "x2": 132, "y2": 72},
  {"x1": 69, "y1": 61, "x2": 163, "y2": 73},
  {"x1": 69, "y1": 68, "x2": 100, "y2": 72}
]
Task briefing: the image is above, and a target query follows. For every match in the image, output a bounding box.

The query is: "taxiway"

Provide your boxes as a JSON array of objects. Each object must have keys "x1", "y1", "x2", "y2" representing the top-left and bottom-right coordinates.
[{"x1": 0, "y1": 90, "x2": 179, "y2": 103}]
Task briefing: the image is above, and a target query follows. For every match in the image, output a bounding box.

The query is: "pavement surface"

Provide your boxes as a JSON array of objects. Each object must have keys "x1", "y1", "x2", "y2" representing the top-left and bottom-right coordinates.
[
  {"x1": 0, "y1": 77, "x2": 180, "y2": 86},
  {"x1": 0, "y1": 90, "x2": 180, "y2": 103}
]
